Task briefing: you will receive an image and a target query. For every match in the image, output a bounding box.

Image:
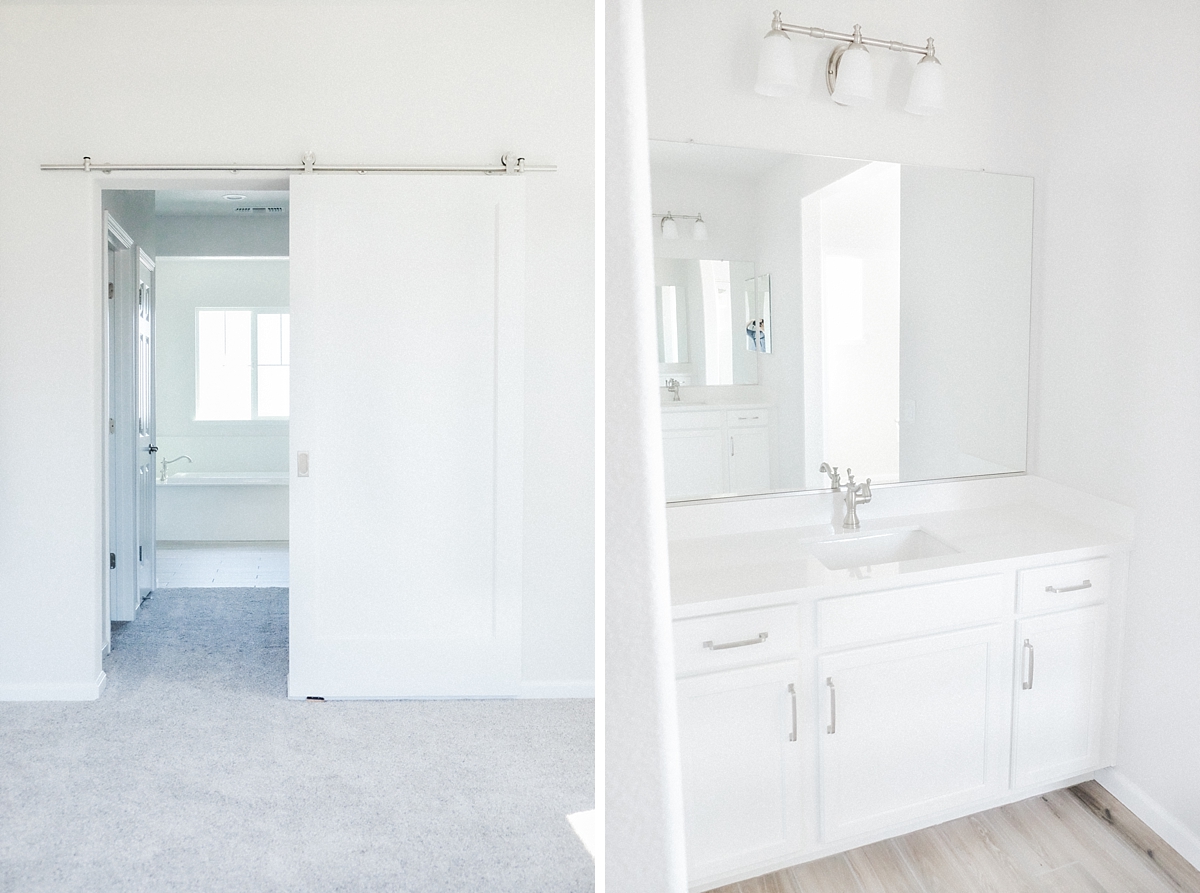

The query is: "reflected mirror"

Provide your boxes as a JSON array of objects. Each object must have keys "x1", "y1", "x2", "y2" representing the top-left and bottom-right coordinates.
[{"x1": 651, "y1": 140, "x2": 1033, "y2": 502}]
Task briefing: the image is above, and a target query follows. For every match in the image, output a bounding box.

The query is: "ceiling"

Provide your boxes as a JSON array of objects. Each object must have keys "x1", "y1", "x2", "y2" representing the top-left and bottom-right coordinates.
[{"x1": 155, "y1": 189, "x2": 289, "y2": 217}]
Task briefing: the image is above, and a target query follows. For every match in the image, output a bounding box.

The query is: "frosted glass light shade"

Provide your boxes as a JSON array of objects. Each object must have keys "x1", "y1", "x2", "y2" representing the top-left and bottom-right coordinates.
[
  {"x1": 692, "y1": 217, "x2": 708, "y2": 241},
  {"x1": 755, "y1": 29, "x2": 797, "y2": 97},
  {"x1": 830, "y1": 42, "x2": 874, "y2": 106},
  {"x1": 906, "y1": 55, "x2": 945, "y2": 115},
  {"x1": 661, "y1": 216, "x2": 679, "y2": 240}
]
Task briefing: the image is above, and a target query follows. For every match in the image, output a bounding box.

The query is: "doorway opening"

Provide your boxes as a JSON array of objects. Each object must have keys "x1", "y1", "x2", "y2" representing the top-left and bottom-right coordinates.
[{"x1": 103, "y1": 186, "x2": 290, "y2": 650}]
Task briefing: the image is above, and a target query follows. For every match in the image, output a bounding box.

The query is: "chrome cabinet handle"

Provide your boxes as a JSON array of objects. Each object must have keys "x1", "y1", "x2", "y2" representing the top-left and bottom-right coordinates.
[
  {"x1": 702, "y1": 632, "x2": 768, "y2": 651},
  {"x1": 1022, "y1": 638, "x2": 1035, "y2": 690},
  {"x1": 1045, "y1": 579, "x2": 1091, "y2": 594},
  {"x1": 730, "y1": 437, "x2": 735, "y2": 457},
  {"x1": 788, "y1": 683, "x2": 797, "y2": 742},
  {"x1": 826, "y1": 677, "x2": 836, "y2": 734}
]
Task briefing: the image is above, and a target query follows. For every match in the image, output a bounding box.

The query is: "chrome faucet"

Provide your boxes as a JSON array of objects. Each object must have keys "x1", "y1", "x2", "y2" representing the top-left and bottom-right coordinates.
[
  {"x1": 819, "y1": 462, "x2": 841, "y2": 490},
  {"x1": 160, "y1": 454, "x2": 193, "y2": 482},
  {"x1": 666, "y1": 378, "x2": 682, "y2": 402},
  {"x1": 843, "y1": 468, "x2": 873, "y2": 530}
]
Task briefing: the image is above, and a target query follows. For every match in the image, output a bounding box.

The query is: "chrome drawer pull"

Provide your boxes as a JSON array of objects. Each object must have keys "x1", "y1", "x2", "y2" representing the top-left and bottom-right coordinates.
[
  {"x1": 702, "y1": 632, "x2": 768, "y2": 651},
  {"x1": 788, "y1": 683, "x2": 797, "y2": 742},
  {"x1": 826, "y1": 677, "x2": 837, "y2": 734},
  {"x1": 1045, "y1": 579, "x2": 1091, "y2": 594},
  {"x1": 1022, "y1": 638, "x2": 1035, "y2": 690}
]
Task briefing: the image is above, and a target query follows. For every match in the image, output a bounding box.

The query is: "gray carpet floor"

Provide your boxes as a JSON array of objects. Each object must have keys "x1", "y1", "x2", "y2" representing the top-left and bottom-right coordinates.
[{"x1": 0, "y1": 588, "x2": 594, "y2": 893}]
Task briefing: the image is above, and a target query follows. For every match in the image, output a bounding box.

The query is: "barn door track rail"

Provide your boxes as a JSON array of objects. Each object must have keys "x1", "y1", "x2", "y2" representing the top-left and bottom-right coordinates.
[{"x1": 41, "y1": 152, "x2": 553, "y2": 175}]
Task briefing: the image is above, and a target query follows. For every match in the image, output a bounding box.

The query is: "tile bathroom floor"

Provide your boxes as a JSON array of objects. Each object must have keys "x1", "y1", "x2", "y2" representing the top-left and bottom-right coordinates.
[{"x1": 155, "y1": 542, "x2": 289, "y2": 588}]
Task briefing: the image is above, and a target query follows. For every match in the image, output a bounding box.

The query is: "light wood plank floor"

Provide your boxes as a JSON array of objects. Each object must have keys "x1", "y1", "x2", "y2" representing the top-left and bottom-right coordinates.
[{"x1": 714, "y1": 782, "x2": 1200, "y2": 893}]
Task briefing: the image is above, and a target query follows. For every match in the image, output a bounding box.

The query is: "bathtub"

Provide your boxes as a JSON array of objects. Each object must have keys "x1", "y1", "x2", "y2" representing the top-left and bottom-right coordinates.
[{"x1": 157, "y1": 471, "x2": 289, "y2": 543}]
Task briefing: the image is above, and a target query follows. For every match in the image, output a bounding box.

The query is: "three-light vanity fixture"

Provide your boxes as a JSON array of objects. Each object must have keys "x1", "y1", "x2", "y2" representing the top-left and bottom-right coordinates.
[
  {"x1": 755, "y1": 9, "x2": 945, "y2": 115},
  {"x1": 655, "y1": 212, "x2": 708, "y2": 241}
]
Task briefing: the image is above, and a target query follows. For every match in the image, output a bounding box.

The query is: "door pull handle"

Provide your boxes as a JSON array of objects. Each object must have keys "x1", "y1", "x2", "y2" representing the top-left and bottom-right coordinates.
[
  {"x1": 788, "y1": 683, "x2": 797, "y2": 742},
  {"x1": 1045, "y1": 579, "x2": 1091, "y2": 594},
  {"x1": 826, "y1": 677, "x2": 836, "y2": 734},
  {"x1": 1022, "y1": 639, "x2": 1035, "y2": 690},
  {"x1": 702, "y1": 632, "x2": 768, "y2": 651}
]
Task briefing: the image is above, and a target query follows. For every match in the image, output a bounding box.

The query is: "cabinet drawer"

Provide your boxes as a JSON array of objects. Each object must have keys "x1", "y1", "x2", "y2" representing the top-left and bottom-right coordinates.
[
  {"x1": 674, "y1": 604, "x2": 800, "y2": 676},
  {"x1": 727, "y1": 409, "x2": 769, "y2": 427},
  {"x1": 661, "y1": 409, "x2": 723, "y2": 431},
  {"x1": 818, "y1": 575, "x2": 1007, "y2": 650},
  {"x1": 1018, "y1": 558, "x2": 1109, "y2": 614}
]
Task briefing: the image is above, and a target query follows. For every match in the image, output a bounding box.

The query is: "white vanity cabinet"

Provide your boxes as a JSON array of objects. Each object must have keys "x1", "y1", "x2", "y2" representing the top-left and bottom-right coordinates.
[
  {"x1": 662, "y1": 411, "x2": 726, "y2": 500},
  {"x1": 815, "y1": 574, "x2": 1012, "y2": 841},
  {"x1": 661, "y1": 406, "x2": 770, "y2": 500},
  {"x1": 677, "y1": 661, "x2": 804, "y2": 879},
  {"x1": 1011, "y1": 559, "x2": 1110, "y2": 789},
  {"x1": 671, "y1": 543, "x2": 1123, "y2": 892},
  {"x1": 727, "y1": 410, "x2": 771, "y2": 494},
  {"x1": 674, "y1": 605, "x2": 804, "y2": 878},
  {"x1": 818, "y1": 624, "x2": 1012, "y2": 841}
]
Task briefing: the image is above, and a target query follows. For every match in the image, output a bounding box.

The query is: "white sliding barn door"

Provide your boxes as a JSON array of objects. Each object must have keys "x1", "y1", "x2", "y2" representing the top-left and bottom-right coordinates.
[{"x1": 288, "y1": 175, "x2": 525, "y2": 698}]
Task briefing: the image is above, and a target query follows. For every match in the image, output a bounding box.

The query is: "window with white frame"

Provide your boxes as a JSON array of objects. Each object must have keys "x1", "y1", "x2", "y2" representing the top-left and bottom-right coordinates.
[{"x1": 196, "y1": 309, "x2": 290, "y2": 420}]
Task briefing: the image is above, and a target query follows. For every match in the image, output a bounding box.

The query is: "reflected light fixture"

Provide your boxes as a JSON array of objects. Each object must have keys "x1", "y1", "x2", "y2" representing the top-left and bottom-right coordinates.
[
  {"x1": 655, "y1": 212, "x2": 707, "y2": 241},
  {"x1": 755, "y1": 9, "x2": 944, "y2": 116}
]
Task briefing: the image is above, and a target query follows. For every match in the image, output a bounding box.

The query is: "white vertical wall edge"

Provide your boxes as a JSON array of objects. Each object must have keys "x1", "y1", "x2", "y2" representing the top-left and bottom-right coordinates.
[{"x1": 1096, "y1": 768, "x2": 1200, "y2": 870}]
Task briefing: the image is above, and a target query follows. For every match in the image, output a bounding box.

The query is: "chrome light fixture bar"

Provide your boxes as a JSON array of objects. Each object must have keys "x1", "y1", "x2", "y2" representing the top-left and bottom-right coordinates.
[
  {"x1": 654, "y1": 212, "x2": 707, "y2": 241},
  {"x1": 41, "y1": 152, "x2": 555, "y2": 175},
  {"x1": 756, "y1": 9, "x2": 944, "y2": 115}
]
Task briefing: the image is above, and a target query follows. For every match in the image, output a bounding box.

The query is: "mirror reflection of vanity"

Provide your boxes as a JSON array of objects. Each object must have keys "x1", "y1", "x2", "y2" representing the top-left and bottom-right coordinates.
[{"x1": 651, "y1": 140, "x2": 1034, "y2": 501}]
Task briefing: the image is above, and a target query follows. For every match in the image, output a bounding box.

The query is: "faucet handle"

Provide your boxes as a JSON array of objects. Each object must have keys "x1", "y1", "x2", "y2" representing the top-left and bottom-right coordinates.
[{"x1": 845, "y1": 467, "x2": 855, "y2": 487}]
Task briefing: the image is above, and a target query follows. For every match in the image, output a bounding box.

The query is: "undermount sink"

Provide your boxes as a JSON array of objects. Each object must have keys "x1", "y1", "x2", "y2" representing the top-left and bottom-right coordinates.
[{"x1": 807, "y1": 528, "x2": 958, "y2": 571}]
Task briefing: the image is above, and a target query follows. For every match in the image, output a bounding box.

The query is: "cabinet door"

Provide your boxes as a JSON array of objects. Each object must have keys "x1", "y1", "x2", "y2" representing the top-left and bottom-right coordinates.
[
  {"x1": 662, "y1": 428, "x2": 726, "y2": 500},
  {"x1": 729, "y1": 426, "x2": 771, "y2": 494},
  {"x1": 1013, "y1": 606, "x2": 1107, "y2": 789},
  {"x1": 818, "y1": 626, "x2": 1010, "y2": 841},
  {"x1": 677, "y1": 661, "x2": 803, "y2": 880}
]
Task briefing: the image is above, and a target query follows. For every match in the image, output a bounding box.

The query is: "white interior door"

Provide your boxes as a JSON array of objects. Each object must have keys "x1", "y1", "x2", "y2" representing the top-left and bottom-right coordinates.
[
  {"x1": 106, "y1": 215, "x2": 140, "y2": 623},
  {"x1": 288, "y1": 174, "x2": 525, "y2": 698},
  {"x1": 135, "y1": 250, "x2": 156, "y2": 604}
]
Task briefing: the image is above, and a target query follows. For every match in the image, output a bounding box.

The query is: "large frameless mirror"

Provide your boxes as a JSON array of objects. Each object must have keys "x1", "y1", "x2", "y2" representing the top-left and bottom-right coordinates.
[{"x1": 650, "y1": 140, "x2": 1033, "y2": 503}]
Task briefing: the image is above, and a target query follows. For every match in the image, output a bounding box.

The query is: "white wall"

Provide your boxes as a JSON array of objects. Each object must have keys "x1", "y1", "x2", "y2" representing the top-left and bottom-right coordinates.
[
  {"x1": 899, "y1": 166, "x2": 1032, "y2": 480},
  {"x1": 0, "y1": 0, "x2": 593, "y2": 698},
  {"x1": 155, "y1": 257, "x2": 290, "y2": 476},
  {"x1": 156, "y1": 215, "x2": 288, "y2": 257},
  {"x1": 1034, "y1": 0, "x2": 1200, "y2": 857}
]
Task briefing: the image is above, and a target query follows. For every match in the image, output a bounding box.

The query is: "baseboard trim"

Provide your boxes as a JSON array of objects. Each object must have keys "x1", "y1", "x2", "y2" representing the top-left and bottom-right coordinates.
[
  {"x1": 0, "y1": 671, "x2": 106, "y2": 701},
  {"x1": 1096, "y1": 768, "x2": 1200, "y2": 870},
  {"x1": 519, "y1": 680, "x2": 595, "y2": 698}
]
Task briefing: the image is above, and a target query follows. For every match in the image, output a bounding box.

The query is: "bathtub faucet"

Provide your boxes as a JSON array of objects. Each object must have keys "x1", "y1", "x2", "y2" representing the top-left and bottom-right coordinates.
[{"x1": 160, "y1": 455, "x2": 193, "y2": 482}]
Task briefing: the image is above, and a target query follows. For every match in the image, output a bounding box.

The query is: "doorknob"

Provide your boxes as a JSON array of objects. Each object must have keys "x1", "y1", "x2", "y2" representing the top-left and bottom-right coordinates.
[{"x1": 147, "y1": 444, "x2": 158, "y2": 453}]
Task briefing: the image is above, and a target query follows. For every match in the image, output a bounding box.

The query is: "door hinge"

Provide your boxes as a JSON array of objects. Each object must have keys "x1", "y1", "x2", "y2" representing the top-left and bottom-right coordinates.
[
  {"x1": 139, "y1": 546, "x2": 143, "y2": 562},
  {"x1": 109, "y1": 417, "x2": 115, "y2": 434},
  {"x1": 108, "y1": 282, "x2": 114, "y2": 300},
  {"x1": 109, "y1": 553, "x2": 116, "y2": 570}
]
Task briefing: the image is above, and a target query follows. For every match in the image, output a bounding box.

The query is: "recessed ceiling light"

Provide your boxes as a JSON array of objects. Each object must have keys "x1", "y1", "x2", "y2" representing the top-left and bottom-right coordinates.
[{"x1": 223, "y1": 193, "x2": 247, "y2": 201}]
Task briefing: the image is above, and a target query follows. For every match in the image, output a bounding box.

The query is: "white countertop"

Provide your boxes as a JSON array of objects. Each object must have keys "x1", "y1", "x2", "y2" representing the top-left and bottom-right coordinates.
[
  {"x1": 660, "y1": 402, "x2": 772, "y2": 411},
  {"x1": 669, "y1": 502, "x2": 1131, "y2": 616}
]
